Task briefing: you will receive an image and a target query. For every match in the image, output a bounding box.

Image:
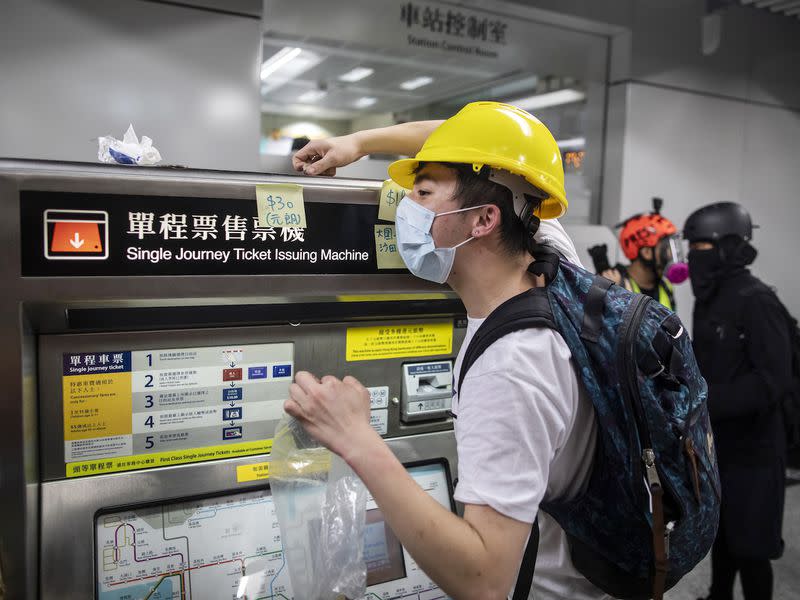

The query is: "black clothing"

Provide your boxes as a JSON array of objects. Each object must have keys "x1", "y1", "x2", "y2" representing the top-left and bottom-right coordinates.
[
  {"x1": 638, "y1": 281, "x2": 659, "y2": 302},
  {"x1": 692, "y1": 270, "x2": 790, "y2": 564},
  {"x1": 688, "y1": 247, "x2": 724, "y2": 302},
  {"x1": 710, "y1": 528, "x2": 773, "y2": 600},
  {"x1": 688, "y1": 239, "x2": 757, "y2": 303}
]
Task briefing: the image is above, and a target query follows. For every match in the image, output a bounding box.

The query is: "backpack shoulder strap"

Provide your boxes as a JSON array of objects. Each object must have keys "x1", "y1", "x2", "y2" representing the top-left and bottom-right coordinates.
[
  {"x1": 457, "y1": 288, "x2": 555, "y2": 393},
  {"x1": 512, "y1": 517, "x2": 540, "y2": 600},
  {"x1": 582, "y1": 275, "x2": 613, "y2": 342},
  {"x1": 456, "y1": 287, "x2": 552, "y2": 600}
]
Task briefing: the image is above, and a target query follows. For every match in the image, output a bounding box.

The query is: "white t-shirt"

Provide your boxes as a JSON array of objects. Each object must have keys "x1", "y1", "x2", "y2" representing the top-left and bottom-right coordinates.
[
  {"x1": 451, "y1": 220, "x2": 609, "y2": 599},
  {"x1": 533, "y1": 218, "x2": 575, "y2": 263}
]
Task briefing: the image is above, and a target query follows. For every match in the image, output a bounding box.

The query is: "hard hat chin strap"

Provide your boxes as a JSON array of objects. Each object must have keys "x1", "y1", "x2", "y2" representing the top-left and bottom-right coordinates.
[{"x1": 488, "y1": 168, "x2": 546, "y2": 236}]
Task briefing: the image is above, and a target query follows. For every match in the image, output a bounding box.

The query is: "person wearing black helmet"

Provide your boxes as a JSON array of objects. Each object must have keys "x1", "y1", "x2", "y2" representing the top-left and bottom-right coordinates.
[{"x1": 685, "y1": 202, "x2": 791, "y2": 600}]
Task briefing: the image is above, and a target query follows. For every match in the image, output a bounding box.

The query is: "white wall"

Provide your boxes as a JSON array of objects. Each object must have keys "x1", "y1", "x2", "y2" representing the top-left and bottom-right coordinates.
[
  {"x1": 0, "y1": 0, "x2": 262, "y2": 170},
  {"x1": 741, "y1": 104, "x2": 800, "y2": 318},
  {"x1": 596, "y1": 0, "x2": 800, "y2": 325},
  {"x1": 508, "y1": 0, "x2": 800, "y2": 323},
  {"x1": 622, "y1": 2, "x2": 800, "y2": 108},
  {"x1": 612, "y1": 83, "x2": 800, "y2": 323}
]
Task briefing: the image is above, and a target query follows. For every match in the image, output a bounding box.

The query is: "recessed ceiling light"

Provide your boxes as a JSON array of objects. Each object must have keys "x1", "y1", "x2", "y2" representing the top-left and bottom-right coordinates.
[
  {"x1": 355, "y1": 97, "x2": 377, "y2": 108},
  {"x1": 400, "y1": 76, "x2": 434, "y2": 91},
  {"x1": 297, "y1": 89, "x2": 328, "y2": 103},
  {"x1": 260, "y1": 47, "x2": 302, "y2": 81},
  {"x1": 508, "y1": 89, "x2": 586, "y2": 111},
  {"x1": 339, "y1": 67, "x2": 374, "y2": 83}
]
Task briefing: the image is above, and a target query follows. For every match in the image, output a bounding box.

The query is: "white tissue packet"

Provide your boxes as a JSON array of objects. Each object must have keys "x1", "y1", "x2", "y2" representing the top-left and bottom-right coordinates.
[{"x1": 97, "y1": 124, "x2": 162, "y2": 166}]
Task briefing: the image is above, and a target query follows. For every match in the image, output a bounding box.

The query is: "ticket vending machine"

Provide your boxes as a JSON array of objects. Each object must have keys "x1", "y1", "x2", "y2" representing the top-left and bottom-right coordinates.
[{"x1": 0, "y1": 159, "x2": 466, "y2": 599}]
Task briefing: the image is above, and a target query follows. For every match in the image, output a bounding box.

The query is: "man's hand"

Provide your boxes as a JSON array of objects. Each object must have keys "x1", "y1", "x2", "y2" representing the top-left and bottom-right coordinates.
[
  {"x1": 291, "y1": 135, "x2": 363, "y2": 177},
  {"x1": 286, "y1": 372, "x2": 530, "y2": 600},
  {"x1": 285, "y1": 371, "x2": 377, "y2": 463},
  {"x1": 291, "y1": 120, "x2": 444, "y2": 177}
]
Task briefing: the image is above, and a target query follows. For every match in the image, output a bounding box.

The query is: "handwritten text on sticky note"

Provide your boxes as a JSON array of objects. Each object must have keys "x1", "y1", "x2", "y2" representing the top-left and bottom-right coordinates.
[
  {"x1": 374, "y1": 225, "x2": 406, "y2": 270},
  {"x1": 378, "y1": 180, "x2": 408, "y2": 223},
  {"x1": 256, "y1": 184, "x2": 307, "y2": 228}
]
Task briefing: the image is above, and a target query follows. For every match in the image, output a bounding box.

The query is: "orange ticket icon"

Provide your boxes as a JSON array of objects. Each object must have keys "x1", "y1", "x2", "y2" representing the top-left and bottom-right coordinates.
[
  {"x1": 50, "y1": 221, "x2": 103, "y2": 253},
  {"x1": 44, "y1": 209, "x2": 109, "y2": 260}
]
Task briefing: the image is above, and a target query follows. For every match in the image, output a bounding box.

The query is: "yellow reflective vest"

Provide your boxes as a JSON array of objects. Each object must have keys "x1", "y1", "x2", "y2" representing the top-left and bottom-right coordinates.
[{"x1": 628, "y1": 277, "x2": 675, "y2": 311}]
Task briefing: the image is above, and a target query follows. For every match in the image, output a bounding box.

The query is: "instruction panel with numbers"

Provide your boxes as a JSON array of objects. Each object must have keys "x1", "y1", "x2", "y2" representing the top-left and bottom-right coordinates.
[{"x1": 62, "y1": 343, "x2": 292, "y2": 477}]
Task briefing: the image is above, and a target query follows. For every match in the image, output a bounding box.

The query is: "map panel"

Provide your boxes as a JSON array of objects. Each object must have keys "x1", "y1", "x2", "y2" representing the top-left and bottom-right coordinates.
[{"x1": 96, "y1": 463, "x2": 453, "y2": 600}]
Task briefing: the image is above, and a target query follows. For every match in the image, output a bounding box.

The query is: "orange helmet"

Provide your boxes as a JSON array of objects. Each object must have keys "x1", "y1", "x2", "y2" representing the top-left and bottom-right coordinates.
[{"x1": 618, "y1": 198, "x2": 677, "y2": 260}]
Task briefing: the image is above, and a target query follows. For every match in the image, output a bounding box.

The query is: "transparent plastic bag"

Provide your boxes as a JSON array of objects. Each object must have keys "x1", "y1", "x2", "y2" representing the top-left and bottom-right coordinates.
[
  {"x1": 270, "y1": 415, "x2": 367, "y2": 600},
  {"x1": 97, "y1": 124, "x2": 162, "y2": 165}
]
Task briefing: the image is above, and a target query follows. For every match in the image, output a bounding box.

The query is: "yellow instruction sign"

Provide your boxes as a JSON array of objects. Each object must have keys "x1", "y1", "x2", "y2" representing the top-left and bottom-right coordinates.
[
  {"x1": 236, "y1": 461, "x2": 271, "y2": 482},
  {"x1": 67, "y1": 439, "x2": 273, "y2": 478},
  {"x1": 256, "y1": 183, "x2": 307, "y2": 228},
  {"x1": 63, "y1": 371, "x2": 132, "y2": 441},
  {"x1": 374, "y1": 224, "x2": 406, "y2": 270},
  {"x1": 346, "y1": 322, "x2": 453, "y2": 361},
  {"x1": 378, "y1": 179, "x2": 408, "y2": 222},
  {"x1": 61, "y1": 343, "x2": 292, "y2": 477}
]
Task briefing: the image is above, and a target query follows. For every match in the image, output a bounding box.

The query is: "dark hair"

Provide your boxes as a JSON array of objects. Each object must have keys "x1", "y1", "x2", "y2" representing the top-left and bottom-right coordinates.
[{"x1": 414, "y1": 161, "x2": 540, "y2": 256}]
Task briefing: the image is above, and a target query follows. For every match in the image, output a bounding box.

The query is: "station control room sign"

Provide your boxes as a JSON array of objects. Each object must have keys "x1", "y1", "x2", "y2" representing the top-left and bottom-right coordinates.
[
  {"x1": 62, "y1": 342, "x2": 291, "y2": 477},
  {"x1": 20, "y1": 190, "x2": 403, "y2": 276},
  {"x1": 264, "y1": 0, "x2": 522, "y2": 72}
]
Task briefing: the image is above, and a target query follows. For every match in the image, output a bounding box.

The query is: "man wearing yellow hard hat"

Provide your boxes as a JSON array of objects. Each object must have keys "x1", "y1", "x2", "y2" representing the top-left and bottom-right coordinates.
[{"x1": 286, "y1": 103, "x2": 604, "y2": 599}]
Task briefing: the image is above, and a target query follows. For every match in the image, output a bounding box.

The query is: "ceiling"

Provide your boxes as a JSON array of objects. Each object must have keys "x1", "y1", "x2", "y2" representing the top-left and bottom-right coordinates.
[
  {"x1": 260, "y1": 33, "x2": 540, "y2": 120},
  {"x1": 739, "y1": 0, "x2": 800, "y2": 18}
]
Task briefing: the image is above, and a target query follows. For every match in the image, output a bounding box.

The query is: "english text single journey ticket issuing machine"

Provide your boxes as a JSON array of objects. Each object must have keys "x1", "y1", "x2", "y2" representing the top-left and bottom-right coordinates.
[{"x1": 0, "y1": 159, "x2": 467, "y2": 600}]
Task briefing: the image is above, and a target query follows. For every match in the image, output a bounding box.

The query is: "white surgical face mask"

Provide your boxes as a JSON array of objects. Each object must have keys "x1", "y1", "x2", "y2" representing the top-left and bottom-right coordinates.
[{"x1": 395, "y1": 197, "x2": 487, "y2": 284}]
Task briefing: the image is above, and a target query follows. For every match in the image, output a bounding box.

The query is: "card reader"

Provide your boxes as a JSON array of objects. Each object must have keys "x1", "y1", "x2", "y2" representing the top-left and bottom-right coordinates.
[{"x1": 400, "y1": 360, "x2": 453, "y2": 423}]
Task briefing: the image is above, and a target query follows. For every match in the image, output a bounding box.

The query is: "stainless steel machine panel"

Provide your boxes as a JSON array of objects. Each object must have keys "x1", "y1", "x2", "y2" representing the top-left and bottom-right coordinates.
[
  {"x1": 40, "y1": 430, "x2": 458, "y2": 600},
  {"x1": 0, "y1": 160, "x2": 467, "y2": 599}
]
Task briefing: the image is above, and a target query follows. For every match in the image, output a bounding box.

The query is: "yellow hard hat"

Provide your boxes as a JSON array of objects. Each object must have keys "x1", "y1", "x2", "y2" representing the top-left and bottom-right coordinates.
[{"x1": 388, "y1": 101, "x2": 567, "y2": 219}]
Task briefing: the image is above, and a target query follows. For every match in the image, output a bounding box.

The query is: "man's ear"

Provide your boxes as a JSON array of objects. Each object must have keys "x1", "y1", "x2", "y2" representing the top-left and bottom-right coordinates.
[
  {"x1": 471, "y1": 204, "x2": 501, "y2": 238},
  {"x1": 639, "y1": 246, "x2": 654, "y2": 261}
]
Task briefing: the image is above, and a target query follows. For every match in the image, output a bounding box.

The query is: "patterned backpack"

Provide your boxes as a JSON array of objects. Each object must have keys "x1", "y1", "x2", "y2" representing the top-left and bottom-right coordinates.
[{"x1": 457, "y1": 247, "x2": 721, "y2": 600}]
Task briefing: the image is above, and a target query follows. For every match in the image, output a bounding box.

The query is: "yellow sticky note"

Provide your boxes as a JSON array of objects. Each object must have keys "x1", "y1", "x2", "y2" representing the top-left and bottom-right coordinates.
[
  {"x1": 346, "y1": 322, "x2": 453, "y2": 361},
  {"x1": 378, "y1": 180, "x2": 408, "y2": 222},
  {"x1": 236, "y1": 461, "x2": 270, "y2": 482},
  {"x1": 374, "y1": 224, "x2": 406, "y2": 270},
  {"x1": 256, "y1": 183, "x2": 306, "y2": 228}
]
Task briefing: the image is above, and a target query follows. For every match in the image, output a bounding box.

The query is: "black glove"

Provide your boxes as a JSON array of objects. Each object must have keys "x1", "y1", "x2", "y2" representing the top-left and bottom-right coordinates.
[{"x1": 588, "y1": 244, "x2": 611, "y2": 274}]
